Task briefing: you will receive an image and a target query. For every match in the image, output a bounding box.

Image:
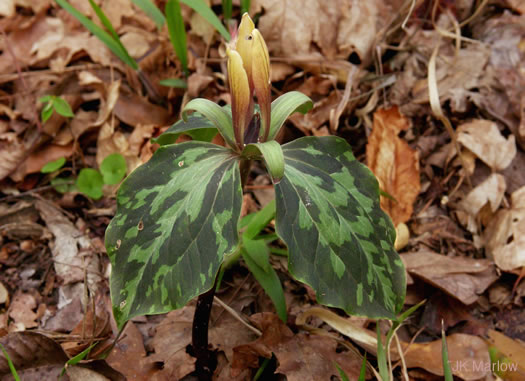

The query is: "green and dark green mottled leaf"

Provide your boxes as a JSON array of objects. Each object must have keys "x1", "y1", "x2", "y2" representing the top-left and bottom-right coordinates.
[
  {"x1": 275, "y1": 136, "x2": 405, "y2": 319},
  {"x1": 152, "y1": 114, "x2": 217, "y2": 146},
  {"x1": 105, "y1": 142, "x2": 242, "y2": 328}
]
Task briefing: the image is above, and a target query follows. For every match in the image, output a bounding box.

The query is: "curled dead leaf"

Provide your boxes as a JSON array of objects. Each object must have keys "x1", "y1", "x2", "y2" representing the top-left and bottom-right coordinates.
[
  {"x1": 0, "y1": 331, "x2": 68, "y2": 378},
  {"x1": 401, "y1": 250, "x2": 498, "y2": 304},
  {"x1": 366, "y1": 107, "x2": 420, "y2": 225},
  {"x1": 484, "y1": 185, "x2": 525, "y2": 271},
  {"x1": 457, "y1": 120, "x2": 516, "y2": 171}
]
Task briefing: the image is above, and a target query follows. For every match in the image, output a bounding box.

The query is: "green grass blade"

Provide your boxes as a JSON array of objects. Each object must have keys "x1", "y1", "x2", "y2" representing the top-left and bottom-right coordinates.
[
  {"x1": 358, "y1": 353, "x2": 367, "y2": 381},
  {"x1": 55, "y1": 0, "x2": 138, "y2": 70},
  {"x1": 334, "y1": 362, "x2": 350, "y2": 381},
  {"x1": 159, "y1": 78, "x2": 188, "y2": 88},
  {"x1": 442, "y1": 324, "x2": 454, "y2": 381},
  {"x1": 88, "y1": 0, "x2": 138, "y2": 70},
  {"x1": 60, "y1": 342, "x2": 98, "y2": 377},
  {"x1": 88, "y1": 0, "x2": 120, "y2": 44},
  {"x1": 240, "y1": 0, "x2": 250, "y2": 15},
  {"x1": 131, "y1": 0, "x2": 165, "y2": 29},
  {"x1": 376, "y1": 325, "x2": 389, "y2": 381},
  {"x1": 0, "y1": 343, "x2": 21, "y2": 381},
  {"x1": 253, "y1": 357, "x2": 271, "y2": 381},
  {"x1": 165, "y1": 0, "x2": 188, "y2": 75},
  {"x1": 222, "y1": 0, "x2": 232, "y2": 20},
  {"x1": 180, "y1": 0, "x2": 230, "y2": 41}
]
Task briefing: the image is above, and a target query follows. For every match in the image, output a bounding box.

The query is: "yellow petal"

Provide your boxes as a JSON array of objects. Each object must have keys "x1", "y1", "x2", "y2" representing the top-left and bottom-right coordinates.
[
  {"x1": 236, "y1": 13, "x2": 255, "y2": 87},
  {"x1": 250, "y1": 29, "x2": 271, "y2": 141},
  {"x1": 227, "y1": 48, "x2": 251, "y2": 147}
]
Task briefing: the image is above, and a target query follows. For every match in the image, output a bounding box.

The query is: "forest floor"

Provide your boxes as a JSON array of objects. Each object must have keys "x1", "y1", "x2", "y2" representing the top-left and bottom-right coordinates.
[{"x1": 1, "y1": 0, "x2": 525, "y2": 380}]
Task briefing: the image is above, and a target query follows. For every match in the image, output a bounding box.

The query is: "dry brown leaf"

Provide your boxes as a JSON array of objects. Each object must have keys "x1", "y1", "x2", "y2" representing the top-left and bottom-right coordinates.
[
  {"x1": 457, "y1": 120, "x2": 516, "y2": 171},
  {"x1": 0, "y1": 16, "x2": 61, "y2": 73},
  {"x1": 366, "y1": 107, "x2": 420, "y2": 225},
  {"x1": 472, "y1": 13, "x2": 525, "y2": 147},
  {"x1": 0, "y1": 132, "x2": 27, "y2": 181},
  {"x1": 487, "y1": 329, "x2": 525, "y2": 374},
  {"x1": 147, "y1": 306, "x2": 195, "y2": 380},
  {"x1": 289, "y1": 91, "x2": 339, "y2": 134},
  {"x1": 252, "y1": 0, "x2": 389, "y2": 62},
  {"x1": 233, "y1": 313, "x2": 363, "y2": 380},
  {"x1": 404, "y1": 334, "x2": 490, "y2": 380},
  {"x1": 507, "y1": 0, "x2": 525, "y2": 13},
  {"x1": 0, "y1": 331, "x2": 68, "y2": 378},
  {"x1": 18, "y1": 143, "x2": 74, "y2": 177},
  {"x1": 401, "y1": 250, "x2": 498, "y2": 304},
  {"x1": 114, "y1": 92, "x2": 173, "y2": 127},
  {"x1": 107, "y1": 321, "x2": 157, "y2": 380},
  {"x1": 35, "y1": 200, "x2": 101, "y2": 288},
  {"x1": 296, "y1": 307, "x2": 490, "y2": 380},
  {"x1": 484, "y1": 185, "x2": 525, "y2": 271},
  {"x1": 8, "y1": 292, "x2": 38, "y2": 329}
]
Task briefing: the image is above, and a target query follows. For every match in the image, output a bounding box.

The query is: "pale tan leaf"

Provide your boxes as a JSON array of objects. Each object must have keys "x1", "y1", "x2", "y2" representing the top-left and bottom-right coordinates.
[
  {"x1": 484, "y1": 185, "x2": 525, "y2": 271},
  {"x1": 457, "y1": 120, "x2": 516, "y2": 171},
  {"x1": 460, "y1": 173, "x2": 506, "y2": 216},
  {"x1": 0, "y1": 0, "x2": 14, "y2": 17}
]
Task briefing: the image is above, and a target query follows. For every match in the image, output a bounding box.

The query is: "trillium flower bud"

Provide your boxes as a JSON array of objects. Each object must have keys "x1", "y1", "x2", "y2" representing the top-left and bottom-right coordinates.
[{"x1": 227, "y1": 13, "x2": 271, "y2": 146}]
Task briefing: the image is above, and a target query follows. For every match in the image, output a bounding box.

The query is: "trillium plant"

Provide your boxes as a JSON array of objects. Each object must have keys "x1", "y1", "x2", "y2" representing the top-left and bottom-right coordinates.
[{"x1": 106, "y1": 13, "x2": 405, "y2": 377}]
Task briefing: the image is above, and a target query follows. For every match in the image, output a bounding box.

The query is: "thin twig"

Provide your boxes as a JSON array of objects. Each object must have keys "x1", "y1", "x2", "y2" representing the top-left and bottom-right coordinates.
[{"x1": 213, "y1": 296, "x2": 262, "y2": 336}]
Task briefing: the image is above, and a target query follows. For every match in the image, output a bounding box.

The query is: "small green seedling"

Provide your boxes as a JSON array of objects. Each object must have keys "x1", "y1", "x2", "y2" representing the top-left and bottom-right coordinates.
[
  {"x1": 41, "y1": 157, "x2": 66, "y2": 173},
  {"x1": 39, "y1": 95, "x2": 74, "y2": 123},
  {"x1": 41, "y1": 153, "x2": 127, "y2": 200},
  {"x1": 100, "y1": 153, "x2": 127, "y2": 185},
  {"x1": 76, "y1": 154, "x2": 127, "y2": 199}
]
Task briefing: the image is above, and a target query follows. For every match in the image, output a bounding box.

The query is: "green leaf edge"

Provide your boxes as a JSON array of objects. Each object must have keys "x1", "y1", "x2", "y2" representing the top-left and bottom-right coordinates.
[
  {"x1": 183, "y1": 98, "x2": 236, "y2": 150},
  {"x1": 243, "y1": 140, "x2": 284, "y2": 183},
  {"x1": 268, "y1": 91, "x2": 313, "y2": 141}
]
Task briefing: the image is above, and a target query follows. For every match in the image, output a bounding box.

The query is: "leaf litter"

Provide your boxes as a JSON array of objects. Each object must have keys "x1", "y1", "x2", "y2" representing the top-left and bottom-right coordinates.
[{"x1": 1, "y1": 1, "x2": 525, "y2": 380}]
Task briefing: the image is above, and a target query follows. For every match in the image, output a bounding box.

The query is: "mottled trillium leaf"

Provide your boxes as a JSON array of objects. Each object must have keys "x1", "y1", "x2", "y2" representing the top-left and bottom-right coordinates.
[
  {"x1": 268, "y1": 91, "x2": 313, "y2": 141},
  {"x1": 152, "y1": 113, "x2": 217, "y2": 146},
  {"x1": 105, "y1": 142, "x2": 242, "y2": 328},
  {"x1": 275, "y1": 136, "x2": 406, "y2": 318},
  {"x1": 242, "y1": 140, "x2": 284, "y2": 183},
  {"x1": 183, "y1": 99, "x2": 236, "y2": 150}
]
